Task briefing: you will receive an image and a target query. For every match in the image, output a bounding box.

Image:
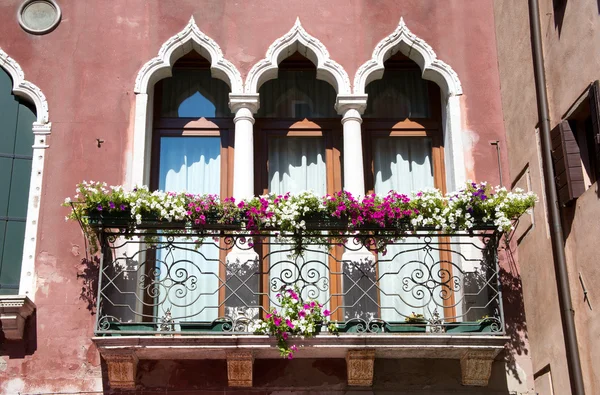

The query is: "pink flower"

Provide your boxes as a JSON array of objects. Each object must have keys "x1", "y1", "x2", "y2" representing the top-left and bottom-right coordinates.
[
  {"x1": 290, "y1": 345, "x2": 298, "y2": 351},
  {"x1": 323, "y1": 309, "x2": 330, "y2": 317},
  {"x1": 286, "y1": 319, "x2": 294, "y2": 329},
  {"x1": 274, "y1": 317, "x2": 282, "y2": 327},
  {"x1": 282, "y1": 332, "x2": 288, "y2": 340},
  {"x1": 303, "y1": 304, "x2": 311, "y2": 310},
  {"x1": 298, "y1": 310, "x2": 306, "y2": 318},
  {"x1": 287, "y1": 353, "x2": 294, "y2": 360},
  {"x1": 265, "y1": 313, "x2": 272, "y2": 319}
]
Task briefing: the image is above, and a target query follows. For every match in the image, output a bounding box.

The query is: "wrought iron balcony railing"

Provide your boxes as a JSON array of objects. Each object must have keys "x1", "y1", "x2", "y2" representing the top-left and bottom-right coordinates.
[{"x1": 92, "y1": 220, "x2": 505, "y2": 337}]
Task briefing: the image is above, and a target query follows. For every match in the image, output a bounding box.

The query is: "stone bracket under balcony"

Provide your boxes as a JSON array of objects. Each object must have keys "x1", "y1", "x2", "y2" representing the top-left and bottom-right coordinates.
[
  {"x1": 0, "y1": 295, "x2": 35, "y2": 340},
  {"x1": 93, "y1": 334, "x2": 508, "y2": 389}
]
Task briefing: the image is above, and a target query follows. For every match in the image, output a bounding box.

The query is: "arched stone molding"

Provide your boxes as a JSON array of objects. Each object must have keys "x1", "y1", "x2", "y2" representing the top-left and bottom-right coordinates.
[
  {"x1": 129, "y1": 17, "x2": 243, "y2": 188},
  {"x1": 0, "y1": 48, "x2": 52, "y2": 314},
  {"x1": 354, "y1": 18, "x2": 465, "y2": 192},
  {"x1": 134, "y1": 16, "x2": 243, "y2": 95},
  {"x1": 245, "y1": 18, "x2": 351, "y2": 95},
  {"x1": 0, "y1": 48, "x2": 49, "y2": 123},
  {"x1": 353, "y1": 18, "x2": 462, "y2": 98}
]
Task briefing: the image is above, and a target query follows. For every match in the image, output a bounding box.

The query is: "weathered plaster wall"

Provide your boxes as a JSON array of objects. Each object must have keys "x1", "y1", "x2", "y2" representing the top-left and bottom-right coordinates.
[
  {"x1": 494, "y1": 0, "x2": 600, "y2": 394},
  {"x1": 539, "y1": 1, "x2": 600, "y2": 394},
  {"x1": 0, "y1": 0, "x2": 521, "y2": 392}
]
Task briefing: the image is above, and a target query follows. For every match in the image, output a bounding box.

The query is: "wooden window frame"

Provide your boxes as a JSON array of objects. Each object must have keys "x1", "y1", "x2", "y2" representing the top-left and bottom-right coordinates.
[
  {"x1": 360, "y1": 80, "x2": 457, "y2": 321},
  {"x1": 254, "y1": 118, "x2": 344, "y2": 316},
  {"x1": 149, "y1": 77, "x2": 235, "y2": 319}
]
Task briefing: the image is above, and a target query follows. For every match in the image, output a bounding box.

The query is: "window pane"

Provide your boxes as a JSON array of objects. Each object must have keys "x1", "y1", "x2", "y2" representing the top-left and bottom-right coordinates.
[
  {"x1": 0, "y1": 157, "x2": 11, "y2": 217},
  {"x1": 14, "y1": 101, "x2": 36, "y2": 156},
  {"x1": 158, "y1": 137, "x2": 221, "y2": 194},
  {"x1": 364, "y1": 69, "x2": 430, "y2": 119},
  {"x1": 257, "y1": 70, "x2": 337, "y2": 118},
  {"x1": 372, "y1": 137, "x2": 441, "y2": 323},
  {"x1": 268, "y1": 136, "x2": 327, "y2": 194},
  {"x1": 160, "y1": 69, "x2": 230, "y2": 118},
  {"x1": 0, "y1": 70, "x2": 18, "y2": 155},
  {"x1": 268, "y1": 137, "x2": 329, "y2": 306},
  {"x1": 373, "y1": 137, "x2": 434, "y2": 193},
  {"x1": 8, "y1": 158, "x2": 32, "y2": 218},
  {"x1": 0, "y1": 220, "x2": 25, "y2": 295},
  {"x1": 157, "y1": 136, "x2": 222, "y2": 322}
]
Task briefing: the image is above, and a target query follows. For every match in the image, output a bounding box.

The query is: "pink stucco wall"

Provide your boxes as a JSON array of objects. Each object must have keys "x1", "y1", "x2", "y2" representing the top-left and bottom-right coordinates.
[{"x1": 0, "y1": 1, "x2": 525, "y2": 392}]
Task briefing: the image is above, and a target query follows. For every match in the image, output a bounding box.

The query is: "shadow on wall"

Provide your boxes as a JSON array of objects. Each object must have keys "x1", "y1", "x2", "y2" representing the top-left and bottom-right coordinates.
[
  {"x1": 79, "y1": 256, "x2": 100, "y2": 315},
  {"x1": 553, "y1": 0, "x2": 567, "y2": 37},
  {"x1": 500, "y1": 239, "x2": 530, "y2": 385},
  {"x1": 0, "y1": 311, "x2": 37, "y2": 358}
]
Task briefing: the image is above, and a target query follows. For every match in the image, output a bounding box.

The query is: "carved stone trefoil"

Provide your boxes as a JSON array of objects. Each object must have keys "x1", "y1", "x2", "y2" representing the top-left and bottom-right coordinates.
[
  {"x1": 103, "y1": 352, "x2": 138, "y2": 390},
  {"x1": 346, "y1": 349, "x2": 376, "y2": 386},
  {"x1": 460, "y1": 350, "x2": 498, "y2": 386},
  {"x1": 227, "y1": 351, "x2": 254, "y2": 387}
]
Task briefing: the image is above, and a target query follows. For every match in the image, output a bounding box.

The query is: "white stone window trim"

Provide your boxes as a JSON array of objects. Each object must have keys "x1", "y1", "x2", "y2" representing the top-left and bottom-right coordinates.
[
  {"x1": 129, "y1": 17, "x2": 244, "y2": 188},
  {"x1": 244, "y1": 18, "x2": 351, "y2": 95},
  {"x1": 353, "y1": 17, "x2": 466, "y2": 192},
  {"x1": 0, "y1": 47, "x2": 51, "y2": 338}
]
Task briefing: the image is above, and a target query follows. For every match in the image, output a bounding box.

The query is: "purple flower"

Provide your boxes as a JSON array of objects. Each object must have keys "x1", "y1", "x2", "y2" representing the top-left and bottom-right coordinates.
[
  {"x1": 108, "y1": 201, "x2": 115, "y2": 209},
  {"x1": 480, "y1": 195, "x2": 487, "y2": 201},
  {"x1": 120, "y1": 204, "x2": 127, "y2": 211},
  {"x1": 96, "y1": 204, "x2": 103, "y2": 211}
]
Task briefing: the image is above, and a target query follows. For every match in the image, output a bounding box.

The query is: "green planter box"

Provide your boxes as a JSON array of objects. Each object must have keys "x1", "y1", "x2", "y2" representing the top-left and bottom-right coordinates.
[
  {"x1": 103, "y1": 322, "x2": 156, "y2": 336},
  {"x1": 445, "y1": 320, "x2": 495, "y2": 333},
  {"x1": 337, "y1": 321, "x2": 426, "y2": 333},
  {"x1": 179, "y1": 321, "x2": 229, "y2": 332}
]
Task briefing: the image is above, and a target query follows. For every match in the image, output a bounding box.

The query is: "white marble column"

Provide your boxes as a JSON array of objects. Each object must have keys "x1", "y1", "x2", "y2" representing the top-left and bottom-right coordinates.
[
  {"x1": 336, "y1": 95, "x2": 368, "y2": 196},
  {"x1": 335, "y1": 95, "x2": 374, "y2": 317},
  {"x1": 227, "y1": 95, "x2": 260, "y2": 320},
  {"x1": 229, "y1": 94, "x2": 260, "y2": 201}
]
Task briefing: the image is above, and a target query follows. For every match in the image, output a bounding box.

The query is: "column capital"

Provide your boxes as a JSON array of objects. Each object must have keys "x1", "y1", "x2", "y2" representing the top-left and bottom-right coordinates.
[
  {"x1": 335, "y1": 94, "x2": 368, "y2": 115},
  {"x1": 229, "y1": 94, "x2": 260, "y2": 114}
]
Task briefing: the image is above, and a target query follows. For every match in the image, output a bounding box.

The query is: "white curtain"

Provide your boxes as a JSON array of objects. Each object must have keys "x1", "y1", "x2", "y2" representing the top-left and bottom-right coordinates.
[
  {"x1": 364, "y1": 69, "x2": 430, "y2": 119},
  {"x1": 373, "y1": 137, "x2": 443, "y2": 322},
  {"x1": 156, "y1": 137, "x2": 221, "y2": 323},
  {"x1": 268, "y1": 137, "x2": 329, "y2": 307}
]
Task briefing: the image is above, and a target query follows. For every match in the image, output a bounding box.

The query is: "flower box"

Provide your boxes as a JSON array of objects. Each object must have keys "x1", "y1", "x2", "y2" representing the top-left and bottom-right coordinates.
[
  {"x1": 386, "y1": 323, "x2": 427, "y2": 333},
  {"x1": 179, "y1": 321, "x2": 228, "y2": 332},
  {"x1": 445, "y1": 320, "x2": 495, "y2": 333},
  {"x1": 104, "y1": 322, "x2": 156, "y2": 335},
  {"x1": 87, "y1": 210, "x2": 133, "y2": 228},
  {"x1": 336, "y1": 321, "x2": 426, "y2": 333},
  {"x1": 301, "y1": 213, "x2": 348, "y2": 230}
]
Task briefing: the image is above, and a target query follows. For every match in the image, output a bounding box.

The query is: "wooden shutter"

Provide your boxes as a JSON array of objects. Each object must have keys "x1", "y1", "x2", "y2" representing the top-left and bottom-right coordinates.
[
  {"x1": 551, "y1": 120, "x2": 585, "y2": 205},
  {"x1": 589, "y1": 80, "x2": 600, "y2": 177}
]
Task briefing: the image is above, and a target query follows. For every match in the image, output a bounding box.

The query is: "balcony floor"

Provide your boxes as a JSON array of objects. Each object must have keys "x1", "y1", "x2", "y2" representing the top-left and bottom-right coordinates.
[{"x1": 93, "y1": 333, "x2": 508, "y2": 360}]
